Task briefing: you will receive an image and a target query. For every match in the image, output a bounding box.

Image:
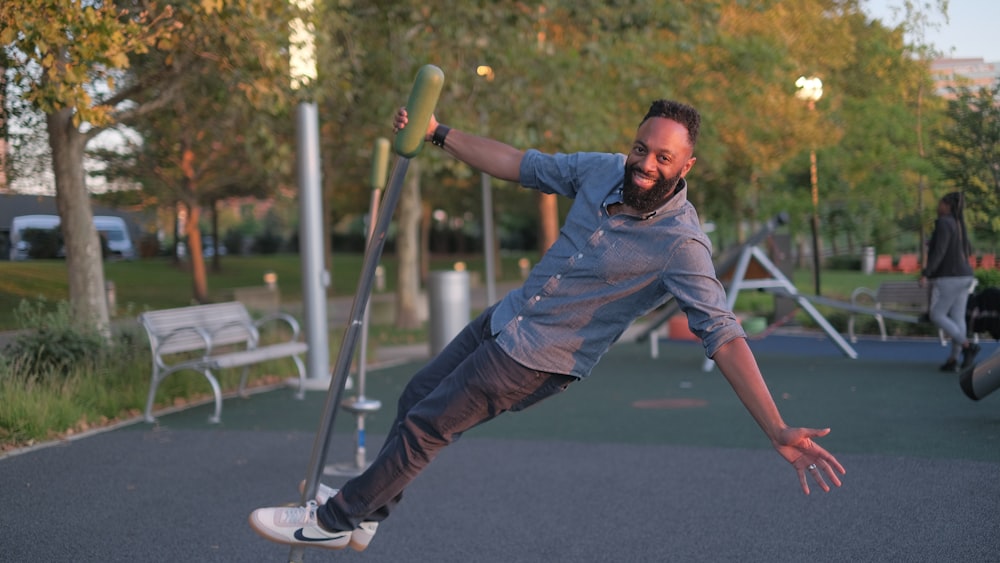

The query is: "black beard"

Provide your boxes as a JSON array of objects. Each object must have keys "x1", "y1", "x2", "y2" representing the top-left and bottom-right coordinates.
[{"x1": 622, "y1": 165, "x2": 682, "y2": 215}]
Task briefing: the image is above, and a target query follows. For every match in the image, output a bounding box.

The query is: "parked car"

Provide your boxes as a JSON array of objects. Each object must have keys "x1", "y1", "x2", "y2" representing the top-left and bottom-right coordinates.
[
  {"x1": 9, "y1": 215, "x2": 60, "y2": 260},
  {"x1": 176, "y1": 235, "x2": 228, "y2": 258},
  {"x1": 202, "y1": 235, "x2": 227, "y2": 258},
  {"x1": 9, "y1": 214, "x2": 135, "y2": 261},
  {"x1": 94, "y1": 216, "x2": 136, "y2": 260}
]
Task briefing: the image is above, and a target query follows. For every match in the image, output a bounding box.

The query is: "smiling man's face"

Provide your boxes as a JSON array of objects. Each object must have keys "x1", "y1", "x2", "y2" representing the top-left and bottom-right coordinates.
[{"x1": 622, "y1": 117, "x2": 697, "y2": 214}]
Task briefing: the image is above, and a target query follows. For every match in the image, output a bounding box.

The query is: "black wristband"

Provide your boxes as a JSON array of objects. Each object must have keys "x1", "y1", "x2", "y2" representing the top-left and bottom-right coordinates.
[{"x1": 431, "y1": 124, "x2": 451, "y2": 148}]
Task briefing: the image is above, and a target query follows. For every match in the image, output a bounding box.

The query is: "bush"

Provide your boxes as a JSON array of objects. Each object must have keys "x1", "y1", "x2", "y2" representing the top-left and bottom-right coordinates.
[
  {"x1": 253, "y1": 230, "x2": 284, "y2": 254},
  {"x1": 2, "y1": 299, "x2": 107, "y2": 380},
  {"x1": 0, "y1": 298, "x2": 155, "y2": 449},
  {"x1": 975, "y1": 268, "x2": 1000, "y2": 289},
  {"x1": 223, "y1": 229, "x2": 244, "y2": 255},
  {"x1": 826, "y1": 254, "x2": 862, "y2": 271}
]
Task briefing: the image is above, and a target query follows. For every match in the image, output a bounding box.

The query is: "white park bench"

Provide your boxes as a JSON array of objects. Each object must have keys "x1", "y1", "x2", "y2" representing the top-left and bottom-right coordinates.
[{"x1": 139, "y1": 302, "x2": 308, "y2": 423}]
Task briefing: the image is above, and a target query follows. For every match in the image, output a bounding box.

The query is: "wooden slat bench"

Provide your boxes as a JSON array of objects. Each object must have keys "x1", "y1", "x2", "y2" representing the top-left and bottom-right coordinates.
[{"x1": 139, "y1": 302, "x2": 308, "y2": 423}]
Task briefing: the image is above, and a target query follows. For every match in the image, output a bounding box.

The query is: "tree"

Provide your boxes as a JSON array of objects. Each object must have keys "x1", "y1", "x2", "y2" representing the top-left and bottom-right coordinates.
[
  {"x1": 938, "y1": 82, "x2": 1000, "y2": 245},
  {"x1": 812, "y1": 10, "x2": 941, "y2": 256},
  {"x1": 2, "y1": 0, "x2": 180, "y2": 332},
  {"x1": 112, "y1": 0, "x2": 296, "y2": 300}
]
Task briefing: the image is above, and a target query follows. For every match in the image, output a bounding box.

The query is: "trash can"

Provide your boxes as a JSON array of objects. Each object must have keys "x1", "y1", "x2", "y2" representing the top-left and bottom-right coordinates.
[
  {"x1": 428, "y1": 270, "x2": 470, "y2": 355},
  {"x1": 862, "y1": 246, "x2": 875, "y2": 275}
]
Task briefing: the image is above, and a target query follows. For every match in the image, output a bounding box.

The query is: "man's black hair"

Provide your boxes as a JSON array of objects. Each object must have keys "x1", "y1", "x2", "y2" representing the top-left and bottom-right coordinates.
[{"x1": 641, "y1": 100, "x2": 700, "y2": 148}]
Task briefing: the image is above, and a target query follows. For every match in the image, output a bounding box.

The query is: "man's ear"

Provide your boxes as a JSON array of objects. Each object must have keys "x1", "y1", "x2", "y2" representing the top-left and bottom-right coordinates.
[{"x1": 680, "y1": 157, "x2": 697, "y2": 178}]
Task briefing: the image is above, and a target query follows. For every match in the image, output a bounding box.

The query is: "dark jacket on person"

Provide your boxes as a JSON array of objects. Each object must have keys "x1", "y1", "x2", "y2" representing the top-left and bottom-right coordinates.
[{"x1": 923, "y1": 215, "x2": 973, "y2": 279}]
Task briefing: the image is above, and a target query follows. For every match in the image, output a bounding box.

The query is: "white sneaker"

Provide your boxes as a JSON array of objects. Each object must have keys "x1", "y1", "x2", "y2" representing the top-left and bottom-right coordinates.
[
  {"x1": 298, "y1": 480, "x2": 379, "y2": 552},
  {"x1": 248, "y1": 500, "x2": 351, "y2": 550}
]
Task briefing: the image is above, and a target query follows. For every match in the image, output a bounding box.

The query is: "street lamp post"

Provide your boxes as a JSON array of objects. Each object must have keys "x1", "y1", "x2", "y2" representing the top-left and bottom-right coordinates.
[
  {"x1": 476, "y1": 65, "x2": 497, "y2": 305},
  {"x1": 795, "y1": 76, "x2": 823, "y2": 296}
]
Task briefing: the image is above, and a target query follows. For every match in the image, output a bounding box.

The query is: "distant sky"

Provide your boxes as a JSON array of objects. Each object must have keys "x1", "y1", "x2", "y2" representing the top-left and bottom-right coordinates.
[{"x1": 864, "y1": 1, "x2": 1000, "y2": 62}]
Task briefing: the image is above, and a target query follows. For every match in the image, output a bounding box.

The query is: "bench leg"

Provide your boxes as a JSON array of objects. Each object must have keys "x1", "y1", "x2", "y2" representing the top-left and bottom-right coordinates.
[
  {"x1": 201, "y1": 368, "x2": 224, "y2": 424},
  {"x1": 144, "y1": 372, "x2": 162, "y2": 423},
  {"x1": 291, "y1": 354, "x2": 307, "y2": 400},
  {"x1": 237, "y1": 366, "x2": 251, "y2": 399},
  {"x1": 848, "y1": 313, "x2": 887, "y2": 342}
]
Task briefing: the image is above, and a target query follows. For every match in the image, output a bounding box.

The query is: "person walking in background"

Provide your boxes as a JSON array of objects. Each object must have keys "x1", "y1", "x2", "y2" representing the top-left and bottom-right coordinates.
[
  {"x1": 921, "y1": 191, "x2": 979, "y2": 372},
  {"x1": 248, "y1": 99, "x2": 846, "y2": 552}
]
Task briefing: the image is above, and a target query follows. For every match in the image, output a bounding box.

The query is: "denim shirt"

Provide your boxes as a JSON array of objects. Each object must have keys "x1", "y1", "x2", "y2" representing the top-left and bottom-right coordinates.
[{"x1": 490, "y1": 149, "x2": 745, "y2": 378}]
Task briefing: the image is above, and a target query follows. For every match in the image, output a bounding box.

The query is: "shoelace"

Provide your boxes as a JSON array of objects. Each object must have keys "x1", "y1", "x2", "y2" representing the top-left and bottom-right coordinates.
[{"x1": 279, "y1": 500, "x2": 318, "y2": 525}]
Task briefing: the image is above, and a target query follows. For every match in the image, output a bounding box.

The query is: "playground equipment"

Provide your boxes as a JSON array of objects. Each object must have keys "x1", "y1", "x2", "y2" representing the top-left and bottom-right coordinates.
[
  {"x1": 324, "y1": 137, "x2": 391, "y2": 477},
  {"x1": 960, "y1": 350, "x2": 1000, "y2": 400},
  {"x1": 637, "y1": 213, "x2": 858, "y2": 371},
  {"x1": 288, "y1": 65, "x2": 443, "y2": 563}
]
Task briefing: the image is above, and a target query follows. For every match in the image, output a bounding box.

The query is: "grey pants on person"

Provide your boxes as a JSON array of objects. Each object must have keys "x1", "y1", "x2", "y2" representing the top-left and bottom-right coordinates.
[
  {"x1": 317, "y1": 305, "x2": 576, "y2": 532},
  {"x1": 929, "y1": 275, "x2": 976, "y2": 358}
]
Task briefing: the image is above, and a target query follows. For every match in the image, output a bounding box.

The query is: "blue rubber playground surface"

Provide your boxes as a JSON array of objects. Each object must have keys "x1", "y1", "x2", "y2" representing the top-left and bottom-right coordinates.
[{"x1": 2, "y1": 331, "x2": 998, "y2": 562}]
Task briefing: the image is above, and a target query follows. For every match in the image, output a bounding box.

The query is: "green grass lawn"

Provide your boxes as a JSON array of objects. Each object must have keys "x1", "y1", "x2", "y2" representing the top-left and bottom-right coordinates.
[
  {"x1": 0, "y1": 253, "x2": 934, "y2": 451},
  {"x1": 0, "y1": 252, "x2": 928, "y2": 333},
  {"x1": 0, "y1": 253, "x2": 538, "y2": 331}
]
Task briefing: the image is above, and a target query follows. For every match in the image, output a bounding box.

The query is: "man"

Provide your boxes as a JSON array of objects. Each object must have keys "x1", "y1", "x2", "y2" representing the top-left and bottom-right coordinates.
[{"x1": 249, "y1": 100, "x2": 846, "y2": 551}]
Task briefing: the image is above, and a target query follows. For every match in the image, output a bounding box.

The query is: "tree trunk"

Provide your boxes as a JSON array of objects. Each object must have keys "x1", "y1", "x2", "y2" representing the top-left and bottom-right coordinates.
[
  {"x1": 537, "y1": 192, "x2": 559, "y2": 253},
  {"x1": 179, "y1": 147, "x2": 209, "y2": 303},
  {"x1": 420, "y1": 200, "x2": 431, "y2": 284},
  {"x1": 46, "y1": 107, "x2": 110, "y2": 335},
  {"x1": 210, "y1": 199, "x2": 221, "y2": 272},
  {"x1": 184, "y1": 201, "x2": 209, "y2": 303},
  {"x1": 173, "y1": 202, "x2": 183, "y2": 262},
  {"x1": 395, "y1": 161, "x2": 422, "y2": 329}
]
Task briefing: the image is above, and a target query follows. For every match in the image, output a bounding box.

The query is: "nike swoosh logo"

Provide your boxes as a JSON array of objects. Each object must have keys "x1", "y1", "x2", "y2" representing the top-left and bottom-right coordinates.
[{"x1": 294, "y1": 528, "x2": 349, "y2": 542}]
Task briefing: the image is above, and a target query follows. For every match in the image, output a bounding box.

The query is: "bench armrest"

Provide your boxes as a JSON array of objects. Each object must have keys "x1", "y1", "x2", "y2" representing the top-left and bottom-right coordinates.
[
  {"x1": 850, "y1": 286, "x2": 878, "y2": 307},
  {"x1": 254, "y1": 312, "x2": 302, "y2": 341}
]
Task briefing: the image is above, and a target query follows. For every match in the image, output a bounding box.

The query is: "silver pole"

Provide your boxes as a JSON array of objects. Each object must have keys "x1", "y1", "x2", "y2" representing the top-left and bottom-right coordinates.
[
  {"x1": 290, "y1": 64, "x2": 442, "y2": 563},
  {"x1": 298, "y1": 156, "x2": 410, "y2": 506},
  {"x1": 481, "y1": 172, "x2": 497, "y2": 305},
  {"x1": 297, "y1": 102, "x2": 331, "y2": 391}
]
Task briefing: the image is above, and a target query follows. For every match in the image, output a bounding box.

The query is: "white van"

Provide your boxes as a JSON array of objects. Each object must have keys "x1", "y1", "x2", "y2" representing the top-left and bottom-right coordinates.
[
  {"x1": 9, "y1": 214, "x2": 135, "y2": 261},
  {"x1": 94, "y1": 216, "x2": 136, "y2": 260},
  {"x1": 9, "y1": 215, "x2": 60, "y2": 260}
]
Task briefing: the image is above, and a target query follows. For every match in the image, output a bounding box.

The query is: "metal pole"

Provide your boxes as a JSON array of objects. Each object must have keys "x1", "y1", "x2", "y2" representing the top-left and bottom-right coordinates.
[
  {"x1": 297, "y1": 102, "x2": 331, "y2": 392},
  {"x1": 325, "y1": 138, "x2": 389, "y2": 477},
  {"x1": 481, "y1": 171, "x2": 497, "y2": 305},
  {"x1": 291, "y1": 65, "x2": 443, "y2": 563},
  {"x1": 809, "y1": 147, "x2": 821, "y2": 296},
  {"x1": 299, "y1": 155, "x2": 408, "y2": 507}
]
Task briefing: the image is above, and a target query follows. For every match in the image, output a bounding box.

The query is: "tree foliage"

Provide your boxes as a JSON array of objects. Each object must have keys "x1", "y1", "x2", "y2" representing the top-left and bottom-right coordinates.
[
  {"x1": 109, "y1": 0, "x2": 298, "y2": 299},
  {"x1": 5, "y1": 0, "x2": 985, "y2": 315},
  {"x1": 938, "y1": 83, "x2": 1000, "y2": 245},
  {"x1": 2, "y1": 0, "x2": 183, "y2": 332}
]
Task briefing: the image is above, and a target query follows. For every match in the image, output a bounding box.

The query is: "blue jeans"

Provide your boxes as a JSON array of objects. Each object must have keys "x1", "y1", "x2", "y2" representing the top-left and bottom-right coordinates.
[{"x1": 317, "y1": 305, "x2": 576, "y2": 531}]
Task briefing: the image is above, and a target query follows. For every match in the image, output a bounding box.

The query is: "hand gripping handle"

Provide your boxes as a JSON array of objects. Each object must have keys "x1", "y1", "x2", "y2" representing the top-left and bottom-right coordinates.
[{"x1": 393, "y1": 64, "x2": 445, "y2": 158}]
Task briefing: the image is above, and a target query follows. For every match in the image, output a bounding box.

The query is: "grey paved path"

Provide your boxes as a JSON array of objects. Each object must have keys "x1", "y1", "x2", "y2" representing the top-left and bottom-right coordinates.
[{"x1": 2, "y1": 333, "x2": 998, "y2": 562}]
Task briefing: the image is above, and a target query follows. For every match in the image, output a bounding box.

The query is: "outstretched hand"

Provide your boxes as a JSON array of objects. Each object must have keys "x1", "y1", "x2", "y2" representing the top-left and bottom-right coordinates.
[
  {"x1": 393, "y1": 107, "x2": 438, "y2": 140},
  {"x1": 774, "y1": 426, "x2": 846, "y2": 495}
]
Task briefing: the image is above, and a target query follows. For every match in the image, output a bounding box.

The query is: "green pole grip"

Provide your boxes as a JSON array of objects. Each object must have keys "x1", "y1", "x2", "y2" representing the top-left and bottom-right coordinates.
[
  {"x1": 393, "y1": 64, "x2": 444, "y2": 158},
  {"x1": 370, "y1": 137, "x2": 390, "y2": 190}
]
